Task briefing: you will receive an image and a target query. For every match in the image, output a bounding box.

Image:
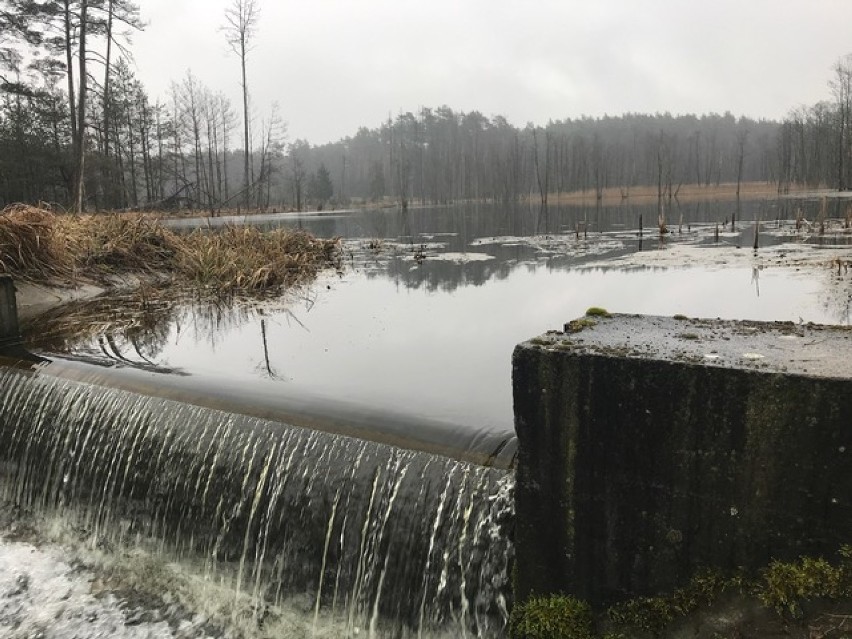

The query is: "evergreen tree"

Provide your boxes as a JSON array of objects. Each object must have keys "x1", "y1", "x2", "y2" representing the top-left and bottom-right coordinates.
[{"x1": 309, "y1": 162, "x2": 333, "y2": 205}]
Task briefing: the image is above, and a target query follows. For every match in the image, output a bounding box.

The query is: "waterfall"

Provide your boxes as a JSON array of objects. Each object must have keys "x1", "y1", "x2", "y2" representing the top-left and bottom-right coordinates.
[{"x1": 0, "y1": 367, "x2": 514, "y2": 637}]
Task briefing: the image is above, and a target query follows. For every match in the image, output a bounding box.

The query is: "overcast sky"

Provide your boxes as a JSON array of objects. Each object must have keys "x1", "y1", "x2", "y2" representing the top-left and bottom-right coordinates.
[{"x1": 132, "y1": 0, "x2": 852, "y2": 145}]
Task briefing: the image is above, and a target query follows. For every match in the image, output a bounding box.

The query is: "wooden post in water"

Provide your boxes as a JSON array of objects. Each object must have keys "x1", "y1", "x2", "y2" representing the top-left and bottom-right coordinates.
[{"x1": 0, "y1": 275, "x2": 20, "y2": 349}]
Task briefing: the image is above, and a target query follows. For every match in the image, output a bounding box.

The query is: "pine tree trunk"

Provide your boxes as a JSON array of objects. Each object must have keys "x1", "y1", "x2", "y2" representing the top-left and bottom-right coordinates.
[{"x1": 73, "y1": 0, "x2": 88, "y2": 213}]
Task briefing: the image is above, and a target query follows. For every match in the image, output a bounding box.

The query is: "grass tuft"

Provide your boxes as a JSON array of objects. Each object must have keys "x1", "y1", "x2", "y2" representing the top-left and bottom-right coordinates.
[
  {"x1": 510, "y1": 595, "x2": 594, "y2": 639},
  {"x1": 0, "y1": 205, "x2": 339, "y2": 295},
  {"x1": 585, "y1": 307, "x2": 611, "y2": 318}
]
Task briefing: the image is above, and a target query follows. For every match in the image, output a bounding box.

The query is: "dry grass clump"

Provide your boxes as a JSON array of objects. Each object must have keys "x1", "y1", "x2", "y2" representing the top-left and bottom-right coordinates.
[
  {"x1": 58, "y1": 214, "x2": 177, "y2": 273},
  {"x1": 0, "y1": 204, "x2": 340, "y2": 294},
  {"x1": 0, "y1": 204, "x2": 71, "y2": 279},
  {"x1": 176, "y1": 226, "x2": 338, "y2": 292}
]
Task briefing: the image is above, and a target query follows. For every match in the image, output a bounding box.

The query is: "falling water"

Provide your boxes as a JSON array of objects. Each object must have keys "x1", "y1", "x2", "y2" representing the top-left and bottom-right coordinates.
[{"x1": 0, "y1": 367, "x2": 514, "y2": 637}]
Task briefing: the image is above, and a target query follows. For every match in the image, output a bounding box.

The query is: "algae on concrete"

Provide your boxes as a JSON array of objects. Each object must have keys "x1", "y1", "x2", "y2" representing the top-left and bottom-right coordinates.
[{"x1": 513, "y1": 314, "x2": 852, "y2": 605}]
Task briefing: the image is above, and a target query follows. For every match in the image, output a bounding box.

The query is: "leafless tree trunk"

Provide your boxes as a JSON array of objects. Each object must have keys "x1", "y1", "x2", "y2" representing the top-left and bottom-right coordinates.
[
  {"x1": 736, "y1": 124, "x2": 749, "y2": 198},
  {"x1": 62, "y1": 0, "x2": 77, "y2": 145},
  {"x1": 223, "y1": 0, "x2": 260, "y2": 210},
  {"x1": 531, "y1": 127, "x2": 549, "y2": 211},
  {"x1": 831, "y1": 55, "x2": 852, "y2": 190},
  {"x1": 218, "y1": 93, "x2": 234, "y2": 204},
  {"x1": 155, "y1": 100, "x2": 165, "y2": 199},
  {"x1": 204, "y1": 92, "x2": 217, "y2": 212},
  {"x1": 140, "y1": 98, "x2": 153, "y2": 203},
  {"x1": 72, "y1": 0, "x2": 88, "y2": 213},
  {"x1": 182, "y1": 72, "x2": 205, "y2": 208},
  {"x1": 102, "y1": 0, "x2": 114, "y2": 159},
  {"x1": 170, "y1": 84, "x2": 185, "y2": 195}
]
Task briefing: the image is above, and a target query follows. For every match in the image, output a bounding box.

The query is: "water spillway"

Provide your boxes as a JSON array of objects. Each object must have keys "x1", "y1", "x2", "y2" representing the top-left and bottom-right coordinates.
[
  {"x1": 0, "y1": 365, "x2": 514, "y2": 637},
  {"x1": 16, "y1": 355, "x2": 517, "y2": 470}
]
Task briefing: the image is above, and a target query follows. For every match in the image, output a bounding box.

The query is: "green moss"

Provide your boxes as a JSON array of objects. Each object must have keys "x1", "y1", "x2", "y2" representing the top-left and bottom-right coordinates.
[
  {"x1": 585, "y1": 307, "x2": 611, "y2": 317},
  {"x1": 607, "y1": 568, "x2": 742, "y2": 636},
  {"x1": 509, "y1": 545, "x2": 852, "y2": 639},
  {"x1": 673, "y1": 314, "x2": 688, "y2": 320},
  {"x1": 677, "y1": 332, "x2": 700, "y2": 340},
  {"x1": 511, "y1": 549, "x2": 851, "y2": 639},
  {"x1": 605, "y1": 548, "x2": 851, "y2": 635},
  {"x1": 510, "y1": 595, "x2": 594, "y2": 639},
  {"x1": 755, "y1": 550, "x2": 852, "y2": 618},
  {"x1": 567, "y1": 318, "x2": 597, "y2": 333},
  {"x1": 530, "y1": 337, "x2": 550, "y2": 346},
  {"x1": 608, "y1": 595, "x2": 676, "y2": 636}
]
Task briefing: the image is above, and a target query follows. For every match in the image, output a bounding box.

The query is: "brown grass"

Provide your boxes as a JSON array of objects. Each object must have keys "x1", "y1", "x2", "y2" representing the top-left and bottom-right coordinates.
[
  {"x1": 0, "y1": 204, "x2": 70, "y2": 279},
  {"x1": 0, "y1": 204, "x2": 340, "y2": 294},
  {"x1": 176, "y1": 226, "x2": 339, "y2": 292},
  {"x1": 545, "y1": 181, "x2": 811, "y2": 206}
]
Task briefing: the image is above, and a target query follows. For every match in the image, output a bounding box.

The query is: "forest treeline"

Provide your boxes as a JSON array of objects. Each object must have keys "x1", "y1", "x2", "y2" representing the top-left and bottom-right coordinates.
[{"x1": 1, "y1": 1, "x2": 851, "y2": 212}]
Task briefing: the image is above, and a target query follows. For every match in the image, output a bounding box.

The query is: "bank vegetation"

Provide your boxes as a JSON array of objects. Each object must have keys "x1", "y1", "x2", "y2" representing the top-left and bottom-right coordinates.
[
  {"x1": 511, "y1": 546, "x2": 852, "y2": 639},
  {"x1": 0, "y1": 204, "x2": 340, "y2": 294}
]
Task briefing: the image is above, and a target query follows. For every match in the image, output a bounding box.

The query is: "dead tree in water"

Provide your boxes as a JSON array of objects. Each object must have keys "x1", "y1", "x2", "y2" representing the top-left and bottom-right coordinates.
[{"x1": 532, "y1": 126, "x2": 551, "y2": 232}]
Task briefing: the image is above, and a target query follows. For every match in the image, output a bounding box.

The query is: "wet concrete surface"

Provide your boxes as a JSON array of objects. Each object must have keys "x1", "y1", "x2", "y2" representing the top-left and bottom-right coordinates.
[
  {"x1": 526, "y1": 313, "x2": 852, "y2": 379},
  {"x1": 513, "y1": 314, "x2": 852, "y2": 603}
]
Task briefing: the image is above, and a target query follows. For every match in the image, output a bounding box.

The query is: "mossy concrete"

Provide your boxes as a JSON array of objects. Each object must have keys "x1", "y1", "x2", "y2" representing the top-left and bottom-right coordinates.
[
  {"x1": 0, "y1": 275, "x2": 19, "y2": 349},
  {"x1": 513, "y1": 314, "x2": 852, "y2": 605}
]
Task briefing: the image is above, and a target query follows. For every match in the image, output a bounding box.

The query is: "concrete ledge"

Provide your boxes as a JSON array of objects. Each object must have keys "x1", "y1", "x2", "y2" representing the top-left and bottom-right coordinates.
[
  {"x1": 512, "y1": 314, "x2": 852, "y2": 605},
  {"x1": 0, "y1": 275, "x2": 20, "y2": 350}
]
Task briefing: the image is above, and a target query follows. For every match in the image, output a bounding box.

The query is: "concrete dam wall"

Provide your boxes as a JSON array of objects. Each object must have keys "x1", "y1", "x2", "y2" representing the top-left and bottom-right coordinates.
[
  {"x1": 512, "y1": 314, "x2": 852, "y2": 605},
  {"x1": 0, "y1": 275, "x2": 19, "y2": 350}
]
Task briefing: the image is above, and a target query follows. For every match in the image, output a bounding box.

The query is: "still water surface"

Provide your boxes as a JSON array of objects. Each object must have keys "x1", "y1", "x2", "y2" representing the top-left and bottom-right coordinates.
[{"x1": 26, "y1": 199, "x2": 852, "y2": 437}]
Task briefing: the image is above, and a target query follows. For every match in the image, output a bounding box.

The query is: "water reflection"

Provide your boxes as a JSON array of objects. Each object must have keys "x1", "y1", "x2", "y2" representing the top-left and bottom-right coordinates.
[
  {"x1": 30, "y1": 292, "x2": 276, "y2": 367},
  {"x1": 23, "y1": 199, "x2": 852, "y2": 438}
]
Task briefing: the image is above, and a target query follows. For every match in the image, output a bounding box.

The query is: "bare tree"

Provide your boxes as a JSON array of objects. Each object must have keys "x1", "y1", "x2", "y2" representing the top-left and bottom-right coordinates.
[
  {"x1": 101, "y1": 0, "x2": 143, "y2": 161},
  {"x1": 180, "y1": 70, "x2": 207, "y2": 209},
  {"x1": 217, "y1": 92, "x2": 236, "y2": 203},
  {"x1": 223, "y1": 0, "x2": 260, "y2": 209},
  {"x1": 531, "y1": 125, "x2": 550, "y2": 211},
  {"x1": 61, "y1": 0, "x2": 77, "y2": 146},
  {"x1": 830, "y1": 54, "x2": 852, "y2": 190},
  {"x1": 72, "y1": 0, "x2": 88, "y2": 212},
  {"x1": 288, "y1": 140, "x2": 309, "y2": 211},
  {"x1": 257, "y1": 102, "x2": 287, "y2": 208},
  {"x1": 735, "y1": 120, "x2": 749, "y2": 198}
]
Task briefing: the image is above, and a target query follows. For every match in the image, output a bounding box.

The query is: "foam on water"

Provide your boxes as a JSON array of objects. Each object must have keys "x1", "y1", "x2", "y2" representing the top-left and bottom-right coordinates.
[
  {"x1": 0, "y1": 530, "x2": 182, "y2": 639},
  {"x1": 0, "y1": 512, "x2": 407, "y2": 638}
]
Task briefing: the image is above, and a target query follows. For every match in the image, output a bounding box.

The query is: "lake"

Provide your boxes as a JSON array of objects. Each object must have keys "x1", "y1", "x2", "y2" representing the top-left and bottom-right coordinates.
[{"x1": 23, "y1": 197, "x2": 852, "y2": 448}]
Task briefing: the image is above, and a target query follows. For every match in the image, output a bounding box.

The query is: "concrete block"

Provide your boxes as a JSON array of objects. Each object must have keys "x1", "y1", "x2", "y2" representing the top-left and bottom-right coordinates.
[
  {"x1": 513, "y1": 314, "x2": 852, "y2": 604},
  {"x1": 0, "y1": 275, "x2": 20, "y2": 349}
]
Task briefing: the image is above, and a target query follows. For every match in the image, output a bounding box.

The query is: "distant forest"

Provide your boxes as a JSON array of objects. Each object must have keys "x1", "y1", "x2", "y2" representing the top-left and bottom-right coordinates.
[{"x1": 2, "y1": 1, "x2": 852, "y2": 212}]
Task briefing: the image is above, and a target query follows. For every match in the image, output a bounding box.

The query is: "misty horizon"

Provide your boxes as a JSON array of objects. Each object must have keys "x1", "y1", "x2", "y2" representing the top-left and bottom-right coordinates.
[{"x1": 130, "y1": 0, "x2": 852, "y2": 145}]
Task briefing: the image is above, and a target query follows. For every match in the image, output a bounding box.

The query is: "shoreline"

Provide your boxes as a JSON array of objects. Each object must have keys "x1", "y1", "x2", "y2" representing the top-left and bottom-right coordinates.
[{"x1": 14, "y1": 279, "x2": 110, "y2": 322}]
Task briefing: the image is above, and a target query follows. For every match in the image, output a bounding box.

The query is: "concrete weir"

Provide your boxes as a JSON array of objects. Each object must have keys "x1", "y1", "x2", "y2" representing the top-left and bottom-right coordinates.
[
  {"x1": 0, "y1": 275, "x2": 19, "y2": 349},
  {"x1": 512, "y1": 313, "x2": 852, "y2": 605},
  {"x1": 0, "y1": 276, "x2": 515, "y2": 468}
]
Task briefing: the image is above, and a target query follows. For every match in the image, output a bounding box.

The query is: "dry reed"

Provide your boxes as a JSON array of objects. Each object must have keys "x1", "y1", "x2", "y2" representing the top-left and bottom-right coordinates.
[
  {"x1": 0, "y1": 205, "x2": 70, "y2": 279},
  {"x1": 0, "y1": 204, "x2": 340, "y2": 294}
]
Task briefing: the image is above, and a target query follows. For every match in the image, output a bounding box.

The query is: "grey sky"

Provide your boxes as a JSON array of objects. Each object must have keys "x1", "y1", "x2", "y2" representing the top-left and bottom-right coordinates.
[{"x1": 133, "y1": 0, "x2": 852, "y2": 145}]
